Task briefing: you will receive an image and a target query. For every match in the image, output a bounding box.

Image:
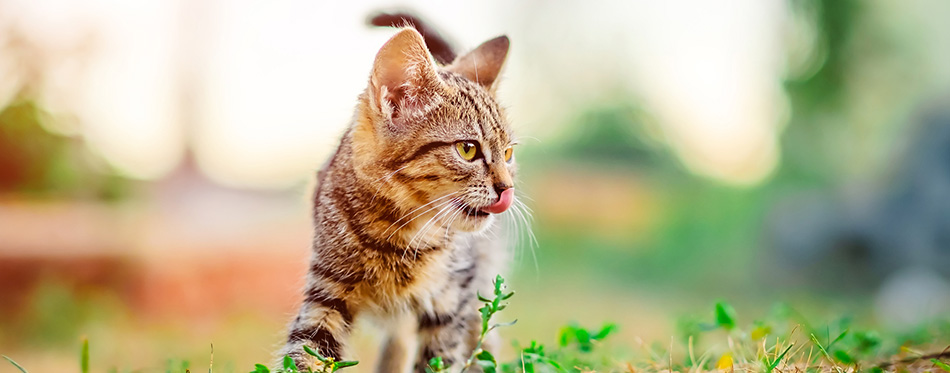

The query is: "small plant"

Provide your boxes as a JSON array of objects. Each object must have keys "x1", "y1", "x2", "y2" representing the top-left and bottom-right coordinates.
[
  {"x1": 463, "y1": 274, "x2": 518, "y2": 373},
  {"x1": 250, "y1": 346, "x2": 358, "y2": 373},
  {"x1": 501, "y1": 340, "x2": 564, "y2": 373},
  {"x1": 425, "y1": 356, "x2": 448, "y2": 373},
  {"x1": 714, "y1": 301, "x2": 736, "y2": 330},
  {"x1": 932, "y1": 358, "x2": 950, "y2": 372},
  {"x1": 558, "y1": 323, "x2": 617, "y2": 353},
  {"x1": 302, "y1": 345, "x2": 358, "y2": 372}
]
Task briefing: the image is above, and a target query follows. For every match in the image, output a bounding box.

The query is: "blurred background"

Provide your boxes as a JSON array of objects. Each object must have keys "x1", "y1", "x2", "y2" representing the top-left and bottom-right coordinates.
[{"x1": 2, "y1": 0, "x2": 950, "y2": 371}]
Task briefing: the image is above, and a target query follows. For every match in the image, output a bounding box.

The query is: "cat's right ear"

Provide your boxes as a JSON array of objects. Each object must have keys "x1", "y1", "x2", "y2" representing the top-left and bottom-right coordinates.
[
  {"x1": 369, "y1": 28, "x2": 442, "y2": 129},
  {"x1": 446, "y1": 35, "x2": 509, "y2": 90}
]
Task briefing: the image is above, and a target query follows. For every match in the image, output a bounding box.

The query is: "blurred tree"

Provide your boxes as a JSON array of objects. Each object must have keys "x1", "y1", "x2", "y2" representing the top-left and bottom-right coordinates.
[
  {"x1": 552, "y1": 102, "x2": 679, "y2": 173},
  {"x1": 0, "y1": 24, "x2": 128, "y2": 200},
  {"x1": 784, "y1": 0, "x2": 857, "y2": 117},
  {"x1": 780, "y1": 0, "x2": 920, "y2": 183},
  {"x1": 781, "y1": 0, "x2": 861, "y2": 183}
]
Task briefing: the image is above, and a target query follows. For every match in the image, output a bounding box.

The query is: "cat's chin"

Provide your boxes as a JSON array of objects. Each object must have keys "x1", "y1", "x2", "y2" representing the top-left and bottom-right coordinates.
[{"x1": 451, "y1": 212, "x2": 495, "y2": 233}]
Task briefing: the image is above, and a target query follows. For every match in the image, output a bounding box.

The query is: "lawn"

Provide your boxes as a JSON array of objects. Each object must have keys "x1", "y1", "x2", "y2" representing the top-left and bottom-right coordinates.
[{"x1": 4, "y1": 275, "x2": 949, "y2": 373}]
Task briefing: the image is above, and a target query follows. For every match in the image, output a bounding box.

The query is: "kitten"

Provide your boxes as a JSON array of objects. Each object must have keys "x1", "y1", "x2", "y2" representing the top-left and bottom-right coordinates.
[{"x1": 278, "y1": 22, "x2": 518, "y2": 373}]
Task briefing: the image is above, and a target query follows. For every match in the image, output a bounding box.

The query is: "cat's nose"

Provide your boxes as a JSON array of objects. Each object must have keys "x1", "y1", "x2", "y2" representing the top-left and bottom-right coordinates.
[{"x1": 493, "y1": 182, "x2": 511, "y2": 196}]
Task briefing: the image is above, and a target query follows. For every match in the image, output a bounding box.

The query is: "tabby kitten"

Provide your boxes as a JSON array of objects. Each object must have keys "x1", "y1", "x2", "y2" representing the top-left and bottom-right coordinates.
[{"x1": 279, "y1": 26, "x2": 517, "y2": 373}]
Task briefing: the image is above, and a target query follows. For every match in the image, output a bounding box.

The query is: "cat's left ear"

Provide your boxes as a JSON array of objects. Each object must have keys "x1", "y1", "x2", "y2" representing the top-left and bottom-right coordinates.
[{"x1": 446, "y1": 35, "x2": 509, "y2": 90}]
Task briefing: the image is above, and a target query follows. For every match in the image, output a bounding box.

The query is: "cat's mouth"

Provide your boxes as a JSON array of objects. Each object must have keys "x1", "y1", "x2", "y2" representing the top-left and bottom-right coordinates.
[
  {"x1": 455, "y1": 189, "x2": 515, "y2": 218},
  {"x1": 458, "y1": 202, "x2": 491, "y2": 218}
]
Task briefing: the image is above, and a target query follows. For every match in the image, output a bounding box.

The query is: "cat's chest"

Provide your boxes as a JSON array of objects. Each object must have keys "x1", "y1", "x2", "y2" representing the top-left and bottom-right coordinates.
[
  {"x1": 360, "y1": 241, "x2": 474, "y2": 310},
  {"x1": 373, "y1": 249, "x2": 453, "y2": 290}
]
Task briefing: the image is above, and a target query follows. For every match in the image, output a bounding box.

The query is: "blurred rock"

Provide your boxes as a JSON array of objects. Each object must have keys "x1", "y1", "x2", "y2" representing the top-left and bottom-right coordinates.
[
  {"x1": 767, "y1": 107, "x2": 950, "y2": 291},
  {"x1": 875, "y1": 267, "x2": 950, "y2": 327}
]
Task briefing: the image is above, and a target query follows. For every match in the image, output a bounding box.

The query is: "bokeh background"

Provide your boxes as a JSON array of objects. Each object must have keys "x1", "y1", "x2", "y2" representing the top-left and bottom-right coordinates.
[{"x1": 2, "y1": 0, "x2": 950, "y2": 371}]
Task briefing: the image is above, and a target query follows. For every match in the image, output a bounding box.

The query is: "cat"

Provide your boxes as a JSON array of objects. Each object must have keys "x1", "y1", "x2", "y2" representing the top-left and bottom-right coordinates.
[{"x1": 278, "y1": 16, "x2": 519, "y2": 373}]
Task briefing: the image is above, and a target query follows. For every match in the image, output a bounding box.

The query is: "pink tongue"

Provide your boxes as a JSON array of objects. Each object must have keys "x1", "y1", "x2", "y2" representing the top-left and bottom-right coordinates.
[{"x1": 481, "y1": 188, "x2": 514, "y2": 214}]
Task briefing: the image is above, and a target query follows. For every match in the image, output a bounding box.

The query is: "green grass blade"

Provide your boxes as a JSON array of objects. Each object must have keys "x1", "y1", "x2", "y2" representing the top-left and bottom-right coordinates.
[
  {"x1": 282, "y1": 355, "x2": 297, "y2": 372},
  {"x1": 828, "y1": 329, "x2": 849, "y2": 350},
  {"x1": 833, "y1": 350, "x2": 854, "y2": 365},
  {"x1": 2, "y1": 355, "x2": 28, "y2": 373},
  {"x1": 335, "y1": 360, "x2": 359, "y2": 369},
  {"x1": 81, "y1": 338, "x2": 90, "y2": 373},
  {"x1": 593, "y1": 323, "x2": 618, "y2": 340},
  {"x1": 932, "y1": 358, "x2": 950, "y2": 372},
  {"x1": 810, "y1": 334, "x2": 830, "y2": 358},
  {"x1": 768, "y1": 343, "x2": 795, "y2": 372},
  {"x1": 302, "y1": 345, "x2": 328, "y2": 363},
  {"x1": 209, "y1": 343, "x2": 214, "y2": 373}
]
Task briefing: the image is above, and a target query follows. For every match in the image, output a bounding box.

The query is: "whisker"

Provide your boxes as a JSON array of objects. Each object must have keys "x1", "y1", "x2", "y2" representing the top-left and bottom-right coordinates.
[
  {"x1": 431, "y1": 204, "x2": 466, "y2": 259},
  {"x1": 370, "y1": 164, "x2": 413, "y2": 203},
  {"x1": 513, "y1": 198, "x2": 539, "y2": 248},
  {"x1": 433, "y1": 207, "x2": 461, "y2": 248},
  {"x1": 398, "y1": 198, "x2": 457, "y2": 254},
  {"x1": 408, "y1": 201, "x2": 458, "y2": 259},
  {"x1": 383, "y1": 192, "x2": 459, "y2": 238},
  {"x1": 509, "y1": 199, "x2": 539, "y2": 274},
  {"x1": 505, "y1": 211, "x2": 521, "y2": 263},
  {"x1": 408, "y1": 200, "x2": 455, "y2": 247},
  {"x1": 442, "y1": 202, "x2": 465, "y2": 242},
  {"x1": 514, "y1": 191, "x2": 536, "y2": 203},
  {"x1": 398, "y1": 200, "x2": 458, "y2": 262},
  {"x1": 402, "y1": 204, "x2": 443, "y2": 261},
  {"x1": 513, "y1": 135, "x2": 542, "y2": 144}
]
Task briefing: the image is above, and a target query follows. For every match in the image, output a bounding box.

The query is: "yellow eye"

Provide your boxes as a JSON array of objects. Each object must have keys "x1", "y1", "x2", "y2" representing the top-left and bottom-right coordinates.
[
  {"x1": 504, "y1": 147, "x2": 514, "y2": 162},
  {"x1": 456, "y1": 141, "x2": 478, "y2": 161}
]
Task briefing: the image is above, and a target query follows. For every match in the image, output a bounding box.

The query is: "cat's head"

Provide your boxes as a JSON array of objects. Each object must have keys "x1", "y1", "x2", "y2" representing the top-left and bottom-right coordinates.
[{"x1": 352, "y1": 28, "x2": 515, "y2": 234}]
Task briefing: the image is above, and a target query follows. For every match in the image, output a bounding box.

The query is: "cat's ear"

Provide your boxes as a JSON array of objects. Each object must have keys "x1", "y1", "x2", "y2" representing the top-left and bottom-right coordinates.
[
  {"x1": 369, "y1": 28, "x2": 442, "y2": 126},
  {"x1": 446, "y1": 35, "x2": 509, "y2": 89}
]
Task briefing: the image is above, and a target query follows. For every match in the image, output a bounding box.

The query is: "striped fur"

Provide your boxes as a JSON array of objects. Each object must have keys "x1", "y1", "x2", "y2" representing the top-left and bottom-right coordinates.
[{"x1": 280, "y1": 27, "x2": 516, "y2": 373}]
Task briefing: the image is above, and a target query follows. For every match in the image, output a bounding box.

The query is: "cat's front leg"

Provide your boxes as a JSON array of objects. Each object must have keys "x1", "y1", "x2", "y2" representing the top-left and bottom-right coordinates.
[
  {"x1": 280, "y1": 285, "x2": 354, "y2": 371},
  {"x1": 414, "y1": 305, "x2": 482, "y2": 373},
  {"x1": 376, "y1": 313, "x2": 419, "y2": 373}
]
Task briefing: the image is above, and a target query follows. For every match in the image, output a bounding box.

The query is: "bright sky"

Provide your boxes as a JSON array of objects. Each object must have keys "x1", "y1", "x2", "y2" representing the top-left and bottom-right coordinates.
[{"x1": 3, "y1": 0, "x2": 789, "y2": 187}]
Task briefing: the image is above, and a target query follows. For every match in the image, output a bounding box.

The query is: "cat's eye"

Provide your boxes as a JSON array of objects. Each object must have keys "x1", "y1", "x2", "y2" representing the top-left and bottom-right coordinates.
[
  {"x1": 504, "y1": 147, "x2": 514, "y2": 163},
  {"x1": 456, "y1": 141, "x2": 479, "y2": 161}
]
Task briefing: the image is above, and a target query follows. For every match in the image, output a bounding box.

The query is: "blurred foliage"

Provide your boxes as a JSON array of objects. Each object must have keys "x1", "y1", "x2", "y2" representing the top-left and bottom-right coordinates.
[
  {"x1": 513, "y1": 0, "x2": 937, "y2": 295},
  {"x1": 784, "y1": 0, "x2": 858, "y2": 116},
  {"x1": 780, "y1": 0, "x2": 861, "y2": 183},
  {"x1": 780, "y1": 0, "x2": 919, "y2": 183},
  {"x1": 518, "y1": 100, "x2": 772, "y2": 290},
  {"x1": 3, "y1": 279, "x2": 127, "y2": 347},
  {"x1": 0, "y1": 20, "x2": 130, "y2": 200},
  {"x1": 0, "y1": 96, "x2": 129, "y2": 200},
  {"x1": 554, "y1": 103, "x2": 675, "y2": 171}
]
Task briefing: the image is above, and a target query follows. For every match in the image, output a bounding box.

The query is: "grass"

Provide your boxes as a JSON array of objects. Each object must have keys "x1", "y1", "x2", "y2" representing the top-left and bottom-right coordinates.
[{"x1": 4, "y1": 276, "x2": 950, "y2": 373}]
